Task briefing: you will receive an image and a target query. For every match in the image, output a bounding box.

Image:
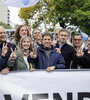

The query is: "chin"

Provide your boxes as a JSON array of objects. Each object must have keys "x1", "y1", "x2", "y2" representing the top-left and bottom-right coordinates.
[
  {"x1": 24, "y1": 48, "x2": 29, "y2": 50},
  {"x1": 1, "y1": 40, "x2": 6, "y2": 42}
]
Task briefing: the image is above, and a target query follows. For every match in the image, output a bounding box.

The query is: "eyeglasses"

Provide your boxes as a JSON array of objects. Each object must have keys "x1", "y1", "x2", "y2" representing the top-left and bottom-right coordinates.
[
  {"x1": 0, "y1": 32, "x2": 6, "y2": 34},
  {"x1": 73, "y1": 39, "x2": 82, "y2": 41}
]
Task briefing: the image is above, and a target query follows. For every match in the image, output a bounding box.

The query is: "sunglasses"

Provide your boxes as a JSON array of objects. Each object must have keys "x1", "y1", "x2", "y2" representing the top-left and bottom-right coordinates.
[{"x1": 73, "y1": 39, "x2": 82, "y2": 41}]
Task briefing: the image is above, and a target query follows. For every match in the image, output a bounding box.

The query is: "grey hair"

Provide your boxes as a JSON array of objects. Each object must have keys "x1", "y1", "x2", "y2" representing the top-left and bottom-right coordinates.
[
  {"x1": 54, "y1": 27, "x2": 63, "y2": 33},
  {"x1": 32, "y1": 28, "x2": 41, "y2": 34}
]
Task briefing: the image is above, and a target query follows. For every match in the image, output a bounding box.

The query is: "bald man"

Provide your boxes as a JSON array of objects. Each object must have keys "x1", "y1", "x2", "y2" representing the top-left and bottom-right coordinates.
[{"x1": 0, "y1": 26, "x2": 16, "y2": 74}]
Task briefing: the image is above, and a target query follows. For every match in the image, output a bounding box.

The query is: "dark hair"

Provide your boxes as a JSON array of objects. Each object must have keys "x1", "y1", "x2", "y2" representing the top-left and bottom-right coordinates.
[
  {"x1": 72, "y1": 33, "x2": 83, "y2": 39},
  {"x1": 15, "y1": 25, "x2": 29, "y2": 45},
  {"x1": 10, "y1": 31, "x2": 15, "y2": 37},
  {"x1": 42, "y1": 33, "x2": 53, "y2": 40}
]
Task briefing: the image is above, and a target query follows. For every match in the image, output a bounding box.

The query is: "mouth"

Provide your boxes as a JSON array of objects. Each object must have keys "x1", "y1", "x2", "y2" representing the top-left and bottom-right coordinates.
[{"x1": 23, "y1": 45, "x2": 29, "y2": 47}]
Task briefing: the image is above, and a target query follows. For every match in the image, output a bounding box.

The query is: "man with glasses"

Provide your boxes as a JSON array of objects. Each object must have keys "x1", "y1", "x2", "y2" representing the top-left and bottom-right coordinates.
[
  {"x1": 71, "y1": 34, "x2": 87, "y2": 68},
  {"x1": 72, "y1": 34, "x2": 86, "y2": 52}
]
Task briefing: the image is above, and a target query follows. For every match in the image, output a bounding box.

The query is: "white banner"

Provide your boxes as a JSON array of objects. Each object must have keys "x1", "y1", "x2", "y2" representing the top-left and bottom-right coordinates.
[
  {"x1": 0, "y1": 70, "x2": 90, "y2": 100},
  {"x1": 3, "y1": 0, "x2": 40, "y2": 8}
]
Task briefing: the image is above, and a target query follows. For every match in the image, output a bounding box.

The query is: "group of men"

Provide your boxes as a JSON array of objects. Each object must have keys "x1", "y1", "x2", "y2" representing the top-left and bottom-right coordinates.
[{"x1": 0, "y1": 25, "x2": 89, "y2": 74}]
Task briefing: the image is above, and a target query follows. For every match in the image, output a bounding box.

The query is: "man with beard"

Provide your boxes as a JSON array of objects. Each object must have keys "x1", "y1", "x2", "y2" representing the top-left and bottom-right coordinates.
[{"x1": 0, "y1": 26, "x2": 16, "y2": 74}]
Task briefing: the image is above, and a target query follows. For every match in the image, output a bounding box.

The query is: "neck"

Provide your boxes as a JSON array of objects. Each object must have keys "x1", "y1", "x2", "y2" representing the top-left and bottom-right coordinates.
[
  {"x1": 59, "y1": 41, "x2": 64, "y2": 46},
  {"x1": 43, "y1": 46, "x2": 51, "y2": 50},
  {"x1": 74, "y1": 46, "x2": 80, "y2": 50},
  {"x1": 22, "y1": 49, "x2": 30, "y2": 57},
  {"x1": 0, "y1": 41, "x2": 5, "y2": 44}
]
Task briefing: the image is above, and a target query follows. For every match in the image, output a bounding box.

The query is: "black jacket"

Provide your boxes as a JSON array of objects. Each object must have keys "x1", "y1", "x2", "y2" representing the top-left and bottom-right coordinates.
[
  {"x1": 56, "y1": 43, "x2": 76, "y2": 69},
  {"x1": 75, "y1": 50, "x2": 90, "y2": 68},
  {"x1": 0, "y1": 42, "x2": 16, "y2": 71}
]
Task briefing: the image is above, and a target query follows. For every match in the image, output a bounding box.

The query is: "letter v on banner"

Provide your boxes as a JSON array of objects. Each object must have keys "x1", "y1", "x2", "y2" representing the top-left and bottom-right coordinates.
[
  {"x1": 2, "y1": 0, "x2": 40, "y2": 8},
  {"x1": 22, "y1": 0, "x2": 30, "y2": 6}
]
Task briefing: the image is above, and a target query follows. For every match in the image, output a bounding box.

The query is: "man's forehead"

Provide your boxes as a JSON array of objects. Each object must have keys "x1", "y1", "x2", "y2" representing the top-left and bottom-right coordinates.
[
  {"x1": 87, "y1": 37, "x2": 90, "y2": 41},
  {"x1": 55, "y1": 29, "x2": 60, "y2": 33},
  {"x1": 43, "y1": 36, "x2": 51, "y2": 39},
  {"x1": 34, "y1": 29, "x2": 40, "y2": 33},
  {"x1": 0, "y1": 27, "x2": 5, "y2": 32},
  {"x1": 60, "y1": 31, "x2": 68, "y2": 35},
  {"x1": 74, "y1": 35, "x2": 82, "y2": 39}
]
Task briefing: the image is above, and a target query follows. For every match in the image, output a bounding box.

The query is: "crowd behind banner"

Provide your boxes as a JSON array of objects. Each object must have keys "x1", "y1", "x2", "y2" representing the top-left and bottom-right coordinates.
[{"x1": 0, "y1": 25, "x2": 90, "y2": 75}]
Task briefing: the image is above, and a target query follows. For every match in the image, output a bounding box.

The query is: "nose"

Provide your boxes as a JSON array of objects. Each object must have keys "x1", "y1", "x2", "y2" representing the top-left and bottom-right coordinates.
[
  {"x1": 2, "y1": 32, "x2": 6, "y2": 36},
  {"x1": 23, "y1": 30, "x2": 27, "y2": 34},
  {"x1": 46, "y1": 40, "x2": 49, "y2": 43},
  {"x1": 24, "y1": 30, "x2": 26, "y2": 32},
  {"x1": 62, "y1": 35, "x2": 65, "y2": 38}
]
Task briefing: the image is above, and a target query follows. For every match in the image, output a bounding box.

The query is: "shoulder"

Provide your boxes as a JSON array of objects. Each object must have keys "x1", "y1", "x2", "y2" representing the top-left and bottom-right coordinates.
[
  {"x1": 37, "y1": 45, "x2": 43, "y2": 51},
  {"x1": 7, "y1": 42, "x2": 16, "y2": 48},
  {"x1": 16, "y1": 50, "x2": 22, "y2": 56},
  {"x1": 63, "y1": 43, "x2": 75, "y2": 50}
]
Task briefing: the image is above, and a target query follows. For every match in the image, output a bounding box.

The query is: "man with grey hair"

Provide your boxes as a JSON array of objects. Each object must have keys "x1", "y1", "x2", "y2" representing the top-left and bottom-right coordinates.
[
  {"x1": 32, "y1": 28, "x2": 42, "y2": 49},
  {"x1": 54, "y1": 27, "x2": 63, "y2": 41},
  {"x1": 0, "y1": 26, "x2": 16, "y2": 74},
  {"x1": 52, "y1": 27, "x2": 63, "y2": 46}
]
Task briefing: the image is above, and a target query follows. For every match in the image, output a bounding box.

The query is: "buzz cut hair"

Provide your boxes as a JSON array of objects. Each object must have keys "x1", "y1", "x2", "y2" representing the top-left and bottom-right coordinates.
[{"x1": 72, "y1": 33, "x2": 83, "y2": 39}]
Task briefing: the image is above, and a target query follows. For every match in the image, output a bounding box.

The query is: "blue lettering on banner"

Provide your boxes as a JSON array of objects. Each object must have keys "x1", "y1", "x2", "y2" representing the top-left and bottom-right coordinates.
[{"x1": 22, "y1": 0, "x2": 30, "y2": 5}]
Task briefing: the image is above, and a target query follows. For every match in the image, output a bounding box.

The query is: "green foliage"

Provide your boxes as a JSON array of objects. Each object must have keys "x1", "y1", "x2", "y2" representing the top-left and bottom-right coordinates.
[
  {"x1": 53, "y1": 0, "x2": 90, "y2": 34},
  {"x1": 19, "y1": 0, "x2": 90, "y2": 34},
  {"x1": 0, "y1": 22, "x2": 12, "y2": 29},
  {"x1": 71, "y1": 10, "x2": 90, "y2": 34}
]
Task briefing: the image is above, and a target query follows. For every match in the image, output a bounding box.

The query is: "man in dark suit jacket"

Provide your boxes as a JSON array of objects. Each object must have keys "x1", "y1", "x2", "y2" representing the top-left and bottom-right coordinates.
[
  {"x1": 0, "y1": 26, "x2": 16, "y2": 74},
  {"x1": 55, "y1": 29, "x2": 76, "y2": 69}
]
